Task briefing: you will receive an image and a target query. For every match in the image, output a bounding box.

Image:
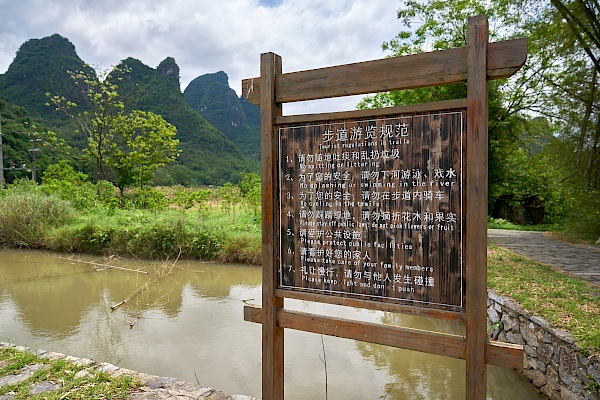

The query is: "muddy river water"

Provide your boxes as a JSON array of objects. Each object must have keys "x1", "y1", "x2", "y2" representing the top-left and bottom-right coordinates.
[{"x1": 0, "y1": 249, "x2": 542, "y2": 399}]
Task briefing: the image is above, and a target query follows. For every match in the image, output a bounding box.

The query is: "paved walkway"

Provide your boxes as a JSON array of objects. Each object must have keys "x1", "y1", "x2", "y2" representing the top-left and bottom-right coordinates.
[{"x1": 487, "y1": 229, "x2": 600, "y2": 287}]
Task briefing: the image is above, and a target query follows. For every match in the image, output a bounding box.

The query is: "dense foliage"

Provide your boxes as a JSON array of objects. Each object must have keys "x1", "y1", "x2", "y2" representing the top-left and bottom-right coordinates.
[
  {"x1": 0, "y1": 172, "x2": 262, "y2": 263},
  {"x1": 359, "y1": 0, "x2": 599, "y2": 239},
  {"x1": 0, "y1": 100, "x2": 72, "y2": 184}
]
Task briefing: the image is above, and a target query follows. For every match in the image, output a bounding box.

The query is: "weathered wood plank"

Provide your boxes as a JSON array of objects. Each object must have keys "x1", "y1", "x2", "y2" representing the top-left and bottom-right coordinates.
[
  {"x1": 278, "y1": 110, "x2": 465, "y2": 310},
  {"x1": 486, "y1": 341, "x2": 524, "y2": 370},
  {"x1": 275, "y1": 289, "x2": 466, "y2": 322},
  {"x1": 260, "y1": 52, "x2": 284, "y2": 400},
  {"x1": 244, "y1": 305, "x2": 523, "y2": 370},
  {"x1": 246, "y1": 305, "x2": 465, "y2": 358},
  {"x1": 487, "y1": 39, "x2": 528, "y2": 80},
  {"x1": 274, "y1": 99, "x2": 467, "y2": 125},
  {"x1": 465, "y1": 15, "x2": 489, "y2": 400},
  {"x1": 242, "y1": 38, "x2": 527, "y2": 105}
]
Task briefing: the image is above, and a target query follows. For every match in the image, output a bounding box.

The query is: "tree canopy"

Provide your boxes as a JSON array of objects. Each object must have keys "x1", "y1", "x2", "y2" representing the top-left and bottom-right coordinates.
[
  {"x1": 108, "y1": 110, "x2": 179, "y2": 193},
  {"x1": 46, "y1": 66, "x2": 180, "y2": 192},
  {"x1": 359, "y1": 0, "x2": 599, "y2": 237}
]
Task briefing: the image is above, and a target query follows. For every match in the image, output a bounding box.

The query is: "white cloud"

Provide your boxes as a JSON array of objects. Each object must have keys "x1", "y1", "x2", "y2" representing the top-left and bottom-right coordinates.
[{"x1": 0, "y1": 0, "x2": 403, "y2": 113}]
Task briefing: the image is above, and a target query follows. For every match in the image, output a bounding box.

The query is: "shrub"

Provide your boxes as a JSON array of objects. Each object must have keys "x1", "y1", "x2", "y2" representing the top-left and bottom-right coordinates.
[
  {"x1": 123, "y1": 217, "x2": 222, "y2": 259},
  {"x1": 219, "y1": 232, "x2": 262, "y2": 265},
  {"x1": 95, "y1": 180, "x2": 119, "y2": 207},
  {"x1": 125, "y1": 188, "x2": 167, "y2": 211}
]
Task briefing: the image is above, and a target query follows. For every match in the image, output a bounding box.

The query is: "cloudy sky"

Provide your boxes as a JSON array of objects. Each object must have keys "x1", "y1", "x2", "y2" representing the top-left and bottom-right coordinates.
[{"x1": 0, "y1": 0, "x2": 405, "y2": 114}]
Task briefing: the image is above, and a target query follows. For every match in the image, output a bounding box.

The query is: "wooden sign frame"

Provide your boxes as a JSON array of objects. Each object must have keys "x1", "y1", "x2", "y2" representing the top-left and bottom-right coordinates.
[{"x1": 242, "y1": 15, "x2": 527, "y2": 400}]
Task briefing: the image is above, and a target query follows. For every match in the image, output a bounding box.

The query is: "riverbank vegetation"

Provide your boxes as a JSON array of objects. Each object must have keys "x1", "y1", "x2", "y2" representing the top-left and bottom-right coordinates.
[{"x1": 0, "y1": 171, "x2": 262, "y2": 264}]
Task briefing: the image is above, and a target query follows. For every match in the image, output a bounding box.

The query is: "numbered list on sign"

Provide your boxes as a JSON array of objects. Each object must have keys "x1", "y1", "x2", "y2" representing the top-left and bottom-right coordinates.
[{"x1": 278, "y1": 112, "x2": 465, "y2": 310}]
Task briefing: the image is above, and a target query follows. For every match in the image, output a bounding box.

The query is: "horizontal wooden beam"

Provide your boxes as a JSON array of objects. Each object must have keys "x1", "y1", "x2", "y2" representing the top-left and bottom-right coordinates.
[
  {"x1": 275, "y1": 99, "x2": 467, "y2": 126},
  {"x1": 242, "y1": 38, "x2": 527, "y2": 106},
  {"x1": 244, "y1": 305, "x2": 523, "y2": 370},
  {"x1": 275, "y1": 287, "x2": 466, "y2": 323}
]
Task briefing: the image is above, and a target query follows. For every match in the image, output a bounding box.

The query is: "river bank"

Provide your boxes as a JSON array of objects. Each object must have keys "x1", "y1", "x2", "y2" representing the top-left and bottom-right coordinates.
[
  {"x1": 0, "y1": 341, "x2": 256, "y2": 400},
  {"x1": 0, "y1": 184, "x2": 262, "y2": 265}
]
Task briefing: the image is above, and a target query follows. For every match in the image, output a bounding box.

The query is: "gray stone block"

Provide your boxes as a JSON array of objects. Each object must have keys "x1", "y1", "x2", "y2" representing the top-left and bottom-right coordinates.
[
  {"x1": 561, "y1": 385, "x2": 583, "y2": 400},
  {"x1": 538, "y1": 343, "x2": 554, "y2": 364},
  {"x1": 29, "y1": 381, "x2": 59, "y2": 395},
  {"x1": 523, "y1": 368, "x2": 547, "y2": 388}
]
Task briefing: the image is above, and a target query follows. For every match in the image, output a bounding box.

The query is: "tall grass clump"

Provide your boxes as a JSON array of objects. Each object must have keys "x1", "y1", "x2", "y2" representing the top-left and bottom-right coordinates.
[
  {"x1": 48, "y1": 209, "x2": 227, "y2": 260},
  {"x1": 118, "y1": 213, "x2": 223, "y2": 259},
  {"x1": 0, "y1": 181, "x2": 74, "y2": 248}
]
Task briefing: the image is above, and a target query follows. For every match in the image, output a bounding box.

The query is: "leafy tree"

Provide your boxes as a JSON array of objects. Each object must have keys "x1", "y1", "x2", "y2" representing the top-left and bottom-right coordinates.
[
  {"x1": 359, "y1": 0, "x2": 536, "y2": 213},
  {"x1": 531, "y1": 0, "x2": 600, "y2": 191},
  {"x1": 46, "y1": 66, "x2": 125, "y2": 181},
  {"x1": 46, "y1": 66, "x2": 180, "y2": 194},
  {"x1": 509, "y1": 0, "x2": 599, "y2": 235},
  {"x1": 363, "y1": 0, "x2": 599, "y2": 233},
  {"x1": 107, "y1": 110, "x2": 180, "y2": 194}
]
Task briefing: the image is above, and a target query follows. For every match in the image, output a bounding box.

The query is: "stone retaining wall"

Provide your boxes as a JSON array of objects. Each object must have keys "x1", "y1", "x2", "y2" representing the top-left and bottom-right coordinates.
[{"x1": 487, "y1": 290, "x2": 600, "y2": 400}]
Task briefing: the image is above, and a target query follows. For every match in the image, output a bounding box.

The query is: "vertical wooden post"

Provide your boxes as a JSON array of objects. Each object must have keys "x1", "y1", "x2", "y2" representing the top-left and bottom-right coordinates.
[
  {"x1": 466, "y1": 15, "x2": 489, "y2": 400},
  {"x1": 261, "y1": 52, "x2": 284, "y2": 400}
]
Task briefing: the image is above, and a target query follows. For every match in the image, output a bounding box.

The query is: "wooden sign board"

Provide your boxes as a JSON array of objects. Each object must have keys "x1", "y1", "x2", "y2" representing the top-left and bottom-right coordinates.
[
  {"x1": 242, "y1": 15, "x2": 527, "y2": 400},
  {"x1": 278, "y1": 110, "x2": 465, "y2": 310}
]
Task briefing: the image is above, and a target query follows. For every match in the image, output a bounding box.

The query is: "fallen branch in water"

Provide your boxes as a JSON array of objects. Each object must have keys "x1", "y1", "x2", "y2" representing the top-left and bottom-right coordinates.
[
  {"x1": 319, "y1": 335, "x2": 329, "y2": 400},
  {"x1": 110, "y1": 285, "x2": 147, "y2": 311},
  {"x1": 110, "y1": 250, "x2": 181, "y2": 314},
  {"x1": 59, "y1": 256, "x2": 148, "y2": 274}
]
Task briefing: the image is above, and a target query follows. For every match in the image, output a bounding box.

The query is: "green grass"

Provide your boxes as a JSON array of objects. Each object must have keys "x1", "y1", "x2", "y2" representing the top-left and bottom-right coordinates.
[
  {"x1": 488, "y1": 217, "x2": 555, "y2": 232},
  {"x1": 488, "y1": 216, "x2": 600, "y2": 245},
  {"x1": 36, "y1": 205, "x2": 261, "y2": 263},
  {"x1": 0, "y1": 182, "x2": 263, "y2": 263},
  {"x1": 0, "y1": 347, "x2": 141, "y2": 399},
  {"x1": 488, "y1": 245, "x2": 600, "y2": 356}
]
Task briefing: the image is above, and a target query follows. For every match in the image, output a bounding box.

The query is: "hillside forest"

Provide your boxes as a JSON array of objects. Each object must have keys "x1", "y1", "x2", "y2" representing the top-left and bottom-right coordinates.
[{"x1": 0, "y1": 0, "x2": 598, "y2": 242}]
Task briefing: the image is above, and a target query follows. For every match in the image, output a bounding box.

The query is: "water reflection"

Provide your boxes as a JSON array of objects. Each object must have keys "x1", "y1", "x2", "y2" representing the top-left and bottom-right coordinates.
[{"x1": 0, "y1": 249, "x2": 542, "y2": 399}]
